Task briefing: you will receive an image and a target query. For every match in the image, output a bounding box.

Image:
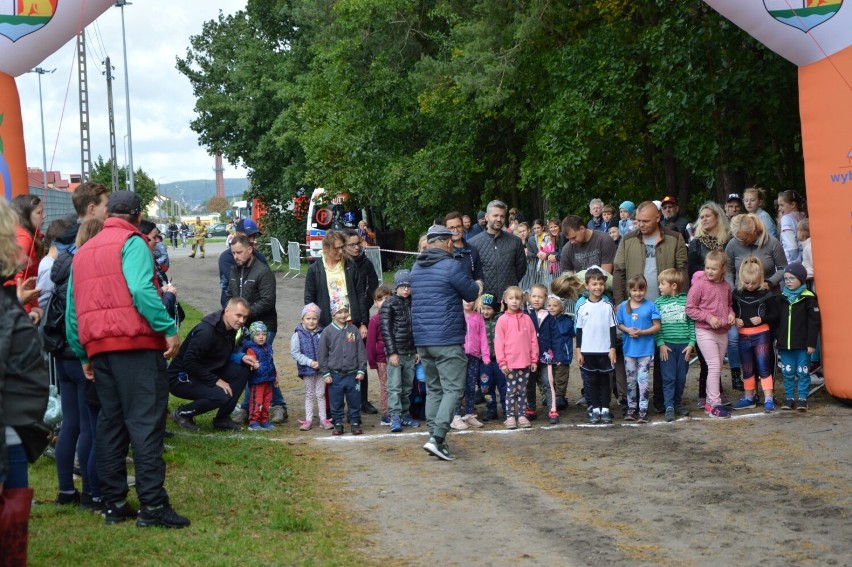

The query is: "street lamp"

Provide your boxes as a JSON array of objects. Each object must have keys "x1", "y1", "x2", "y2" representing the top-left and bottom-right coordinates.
[
  {"x1": 116, "y1": 0, "x2": 134, "y2": 192},
  {"x1": 29, "y1": 67, "x2": 55, "y2": 192}
]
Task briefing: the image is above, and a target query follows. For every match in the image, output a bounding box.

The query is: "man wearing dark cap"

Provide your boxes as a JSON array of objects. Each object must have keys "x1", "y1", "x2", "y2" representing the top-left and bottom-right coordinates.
[
  {"x1": 66, "y1": 191, "x2": 189, "y2": 528},
  {"x1": 659, "y1": 196, "x2": 691, "y2": 243},
  {"x1": 218, "y1": 218, "x2": 267, "y2": 308},
  {"x1": 412, "y1": 224, "x2": 480, "y2": 461},
  {"x1": 725, "y1": 193, "x2": 744, "y2": 220},
  {"x1": 466, "y1": 210, "x2": 487, "y2": 239}
]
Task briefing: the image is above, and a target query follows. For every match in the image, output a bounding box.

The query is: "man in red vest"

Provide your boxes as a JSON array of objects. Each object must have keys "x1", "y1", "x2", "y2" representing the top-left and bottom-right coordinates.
[{"x1": 66, "y1": 191, "x2": 188, "y2": 529}]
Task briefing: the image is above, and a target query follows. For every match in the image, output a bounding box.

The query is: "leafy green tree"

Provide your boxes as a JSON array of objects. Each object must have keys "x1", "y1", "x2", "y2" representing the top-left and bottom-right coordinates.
[
  {"x1": 207, "y1": 196, "x2": 230, "y2": 219},
  {"x1": 90, "y1": 155, "x2": 158, "y2": 214}
]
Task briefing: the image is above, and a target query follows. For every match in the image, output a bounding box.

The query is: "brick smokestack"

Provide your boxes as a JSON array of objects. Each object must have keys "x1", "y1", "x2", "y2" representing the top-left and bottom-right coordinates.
[{"x1": 215, "y1": 154, "x2": 225, "y2": 199}]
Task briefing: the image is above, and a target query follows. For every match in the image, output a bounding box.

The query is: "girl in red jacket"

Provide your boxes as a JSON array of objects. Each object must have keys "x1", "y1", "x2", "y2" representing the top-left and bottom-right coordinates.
[
  {"x1": 495, "y1": 286, "x2": 539, "y2": 430},
  {"x1": 686, "y1": 250, "x2": 735, "y2": 418}
]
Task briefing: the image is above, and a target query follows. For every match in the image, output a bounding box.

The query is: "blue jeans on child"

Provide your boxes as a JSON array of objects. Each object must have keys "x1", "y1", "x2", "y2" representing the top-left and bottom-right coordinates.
[
  {"x1": 659, "y1": 343, "x2": 689, "y2": 410},
  {"x1": 480, "y1": 360, "x2": 507, "y2": 418},
  {"x1": 779, "y1": 349, "x2": 810, "y2": 400},
  {"x1": 328, "y1": 371, "x2": 362, "y2": 425}
]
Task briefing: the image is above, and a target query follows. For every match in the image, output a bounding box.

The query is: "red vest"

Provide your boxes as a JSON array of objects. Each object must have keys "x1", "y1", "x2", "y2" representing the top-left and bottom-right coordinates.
[{"x1": 72, "y1": 217, "x2": 166, "y2": 358}]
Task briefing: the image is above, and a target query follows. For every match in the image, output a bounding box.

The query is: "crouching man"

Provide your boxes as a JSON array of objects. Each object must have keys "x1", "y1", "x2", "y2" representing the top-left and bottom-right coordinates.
[{"x1": 169, "y1": 298, "x2": 255, "y2": 431}]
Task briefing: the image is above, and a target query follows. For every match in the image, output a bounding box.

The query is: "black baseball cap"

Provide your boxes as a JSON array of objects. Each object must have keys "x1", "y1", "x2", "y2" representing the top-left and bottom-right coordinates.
[{"x1": 108, "y1": 191, "x2": 141, "y2": 215}]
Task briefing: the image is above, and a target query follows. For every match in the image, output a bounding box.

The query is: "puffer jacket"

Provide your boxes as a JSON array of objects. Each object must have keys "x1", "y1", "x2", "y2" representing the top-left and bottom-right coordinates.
[
  {"x1": 379, "y1": 293, "x2": 415, "y2": 356},
  {"x1": 411, "y1": 247, "x2": 480, "y2": 347},
  {"x1": 467, "y1": 229, "x2": 526, "y2": 299}
]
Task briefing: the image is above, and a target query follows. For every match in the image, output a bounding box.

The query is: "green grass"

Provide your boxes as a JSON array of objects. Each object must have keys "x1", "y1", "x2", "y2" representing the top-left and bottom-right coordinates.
[{"x1": 26, "y1": 302, "x2": 374, "y2": 566}]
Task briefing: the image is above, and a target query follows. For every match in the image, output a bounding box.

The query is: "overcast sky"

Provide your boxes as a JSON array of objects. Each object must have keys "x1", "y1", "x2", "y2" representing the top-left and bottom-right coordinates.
[{"x1": 16, "y1": 0, "x2": 248, "y2": 184}]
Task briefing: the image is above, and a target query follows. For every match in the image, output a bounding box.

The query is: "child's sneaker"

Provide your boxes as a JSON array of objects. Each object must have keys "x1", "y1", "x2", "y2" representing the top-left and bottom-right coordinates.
[
  {"x1": 732, "y1": 397, "x2": 756, "y2": 410},
  {"x1": 248, "y1": 422, "x2": 262, "y2": 431},
  {"x1": 298, "y1": 420, "x2": 312, "y2": 431},
  {"x1": 696, "y1": 397, "x2": 706, "y2": 410},
  {"x1": 261, "y1": 422, "x2": 275, "y2": 430},
  {"x1": 676, "y1": 406, "x2": 690, "y2": 417},
  {"x1": 797, "y1": 399, "x2": 809, "y2": 412},
  {"x1": 450, "y1": 415, "x2": 468, "y2": 430},
  {"x1": 706, "y1": 404, "x2": 731, "y2": 418},
  {"x1": 350, "y1": 423, "x2": 363, "y2": 435},
  {"x1": 665, "y1": 406, "x2": 675, "y2": 422},
  {"x1": 463, "y1": 414, "x2": 483, "y2": 428},
  {"x1": 504, "y1": 416, "x2": 517, "y2": 430},
  {"x1": 332, "y1": 424, "x2": 344, "y2": 436},
  {"x1": 401, "y1": 416, "x2": 420, "y2": 428},
  {"x1": 781, "y1": 398, "x2": 796, "y2": 411},
  {"x1": 517, "y1": 416, "x2": 532, "y2": 428},
  {"x1": 763, "y1": 399, "x2": 776, "y2": 413},
  {"x1": 524, "y1": 408, "x2": 538, "y2": 421},
  {"x1": 601, "y1": 409, "x2": 613, "y2": 424},
  {"x1": 636, "y1": 410, "x2": 648, "y2": 424},
  {"x1": 548, "y1": 410, "x2": 560, "y2": 424},
  {"x1": 624, "y1": 408, "x2": 637, "y2": 421},
  {"x1": 555, "y1": 397, "x2": 568, "y2": 411},
  {"x1": 379, "y1": 415, "x2": 391, "y2": 426},
  {"x1": 589, "y1": 409, "x2": 601, "y2": 424},
  {"x1": 320, "y1": 418, "x2": 334, "y2": 430},
  {"x1": 390, "y1": 416, "x2": 402, "y2": 433}
]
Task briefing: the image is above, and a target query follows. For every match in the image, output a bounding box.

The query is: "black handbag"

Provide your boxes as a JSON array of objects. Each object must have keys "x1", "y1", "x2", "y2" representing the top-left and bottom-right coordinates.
[{"x1": 14, "y1": 422, "x2": 53, "y2": 463}]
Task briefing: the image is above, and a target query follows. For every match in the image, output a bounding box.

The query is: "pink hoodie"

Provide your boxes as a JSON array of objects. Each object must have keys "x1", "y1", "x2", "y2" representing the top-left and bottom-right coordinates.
[
  {"x1": 464, "y1": 311, "x2": 491, "y2": 365},
  {"x1": 685, "y1": 272, "x2": 734, "y2": 334},
  {"x1": 495, "y1": 310, "x2": 539, "y2": 370}
]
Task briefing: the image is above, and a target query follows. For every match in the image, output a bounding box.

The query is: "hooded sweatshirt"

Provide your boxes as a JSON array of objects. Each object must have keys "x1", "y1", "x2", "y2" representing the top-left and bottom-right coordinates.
[{"x1": 494, "y1": 310, "x2": 539, "y2": 370}]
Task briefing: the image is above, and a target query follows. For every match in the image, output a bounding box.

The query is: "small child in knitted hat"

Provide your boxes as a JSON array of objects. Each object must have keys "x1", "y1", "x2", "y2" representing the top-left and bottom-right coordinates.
[
  {"x1": 291, "y1": 303, "x2": 331, "y2": 431},
  {"x1": 243, "y1": 321, "x2": 278, "y2": 431}
]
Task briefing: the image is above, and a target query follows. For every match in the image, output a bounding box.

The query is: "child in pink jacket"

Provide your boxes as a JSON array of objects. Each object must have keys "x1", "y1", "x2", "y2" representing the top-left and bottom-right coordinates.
[
  {"x1": 495, "y1": 286, "x2": 539, "y2": 429},
  {"x1": 686, "y1": 250, "x2": 735, "y2": 418},
  {"x1": 451, "y1": 297, "x2": 492, "y2": 430}
]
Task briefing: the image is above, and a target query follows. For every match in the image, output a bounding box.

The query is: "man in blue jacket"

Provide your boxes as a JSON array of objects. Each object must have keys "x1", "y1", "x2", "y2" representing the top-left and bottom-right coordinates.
[{"x1": 411, "y1": 225, "x2": 480, "y2": 461}]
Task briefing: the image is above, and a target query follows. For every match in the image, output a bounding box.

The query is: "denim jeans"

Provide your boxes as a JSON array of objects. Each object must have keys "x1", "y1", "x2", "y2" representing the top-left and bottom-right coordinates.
[
  {"x1": 386, "y1": 353, "x2": 416, "y2": 418},
  {"x1": 779, "y1": 349, "x2": 810, "y2": 400},
  {"x1": 480, "y1": 360, "x2": 507, "y2": 417},
  {"x1": 56, "y1": 358, "x2": 94, "y2": 494},
  {"x1": 659, "y1": 343, "x2": 689, "y2": 410},
  {"x1": 4, "y1": 443, "x2": 28, "y2": 489},
  {"x1": 727, "y1": 325, "x2": 741, "y2": 369},
  {"x1": 328, "y1": 371, "x2": 362, "y2": 425}
]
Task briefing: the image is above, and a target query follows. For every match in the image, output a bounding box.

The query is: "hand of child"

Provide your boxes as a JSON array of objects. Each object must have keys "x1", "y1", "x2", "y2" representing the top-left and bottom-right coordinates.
[
  {"x1": 807, "y1": 347, "x2": 816, "y2": 355},
  {"x1": 355, "y1": 373, "x2": 365, "y2": 381},
  {"x1": 709, "y1": 316, "x2": 721, "y2": 329},
  {"x1": 576, "y1": 352, "x2": 584, "y2": 367},
  {"x1": 727, "y1": 313, "x2": 736, "y2": 325},
  {"x1": 682, "y1": 345, "x2": 694, "y2": 361},
  {"x1": 608, "y1": 348, "x2": 617, "y2": 366},
  {"x1": 735, "y1": 318, "x2": 744, "y2": 328},
  {"x1": 628, "y1": 327, "x2": 640, "y2": 338},
  {"x1": 530, "y1": 363, "x2": 537, "y2": 372},
  {"x1": 500, "y1": 365, "x2": 509, "y2": 375},
  {"x1": 389, "y1": 354, "x2": 399, "y2": 367},
  {"x1": 659, "y1": 344, "x2": 671, "y2": 362},
  {"x1": 324, "y1": 375, "x2": 333, "y2": 384},
  {"x1": 749, "y1": 316, "x2": 762, "y2": 325},
  {"x1": 310, "y1": 361, "x2": 319, "y2": 370}
]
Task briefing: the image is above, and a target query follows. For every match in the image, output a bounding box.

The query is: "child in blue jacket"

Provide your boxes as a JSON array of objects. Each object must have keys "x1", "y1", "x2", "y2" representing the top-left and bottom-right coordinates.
[
  {"x1": 527, "y1": 284, "x2": 561, "y2": 423},
  {"x1": 547, "y1": 294, "x2": 575, "y2": 413}
]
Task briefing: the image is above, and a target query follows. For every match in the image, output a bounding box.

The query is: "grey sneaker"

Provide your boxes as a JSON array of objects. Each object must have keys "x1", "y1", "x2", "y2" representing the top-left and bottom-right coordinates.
[
  {"x1": 269, "y1": 405, "x2": 288, "y2": 424},
  {"x1": 423, "y1": 437, "x2": 455, "y2": 461},
  {"x1": 665, "y1": 406, "x2": 675, "y2": 422},
  {"x1": 231, "y1": 408, "x2": 248, "y2": 425}
]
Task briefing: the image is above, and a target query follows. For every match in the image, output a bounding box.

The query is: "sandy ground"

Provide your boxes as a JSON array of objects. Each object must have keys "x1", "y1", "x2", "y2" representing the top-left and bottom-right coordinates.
[{"x1": 169, "y1": 242, "x2": 851, "y2": 567}]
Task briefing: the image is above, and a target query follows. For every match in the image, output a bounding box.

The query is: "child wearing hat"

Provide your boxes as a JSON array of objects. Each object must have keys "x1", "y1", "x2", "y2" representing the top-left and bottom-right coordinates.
[
  {"x1": 290, "y1": 303, "x2": 332, "y2": 431},
  {"x1": 479, "y1": 293, "x2": 507, "y2": 421},
  {"x1": 243, "y1": 321, "x2": 278, "y2": 431},
  {"x1": 770, "y1": 262, "x2": 820, "y2": 411},
  {"x1": 618, "y1": 201, "x2": 636, "y2": 237},
  {"x1": 379, "y1": 270, "x2": 421, "y2": 433},
  {"x1": 318, "y1": 302, "x2": 368, "y2": 435}
]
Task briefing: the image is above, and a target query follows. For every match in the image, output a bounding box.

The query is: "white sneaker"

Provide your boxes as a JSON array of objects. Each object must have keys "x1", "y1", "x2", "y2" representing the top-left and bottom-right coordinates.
[
  {"x1": 450, "y1": 415, "x2": 469, "y2": 430},
  {"x1": 517, "y1": 416, "x2": 532, "y2": 428},
  {"x1": 463, "y1": 414, "x2": 483, "y2": 428}
]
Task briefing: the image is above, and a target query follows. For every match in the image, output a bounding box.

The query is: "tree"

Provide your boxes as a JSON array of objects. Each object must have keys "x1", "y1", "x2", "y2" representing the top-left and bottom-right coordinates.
[
  {"x1": 90, "y1": 155, "x2": 158, "y2": 214},
  {"x1": 207, "y1": 196, "x2": 230, "y2": 219}
]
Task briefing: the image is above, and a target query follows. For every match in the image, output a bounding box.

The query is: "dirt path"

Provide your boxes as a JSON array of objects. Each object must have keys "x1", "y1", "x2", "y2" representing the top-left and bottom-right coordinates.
[{"x1": 169, "y1": 245, "x2": 851, "y2": 566}]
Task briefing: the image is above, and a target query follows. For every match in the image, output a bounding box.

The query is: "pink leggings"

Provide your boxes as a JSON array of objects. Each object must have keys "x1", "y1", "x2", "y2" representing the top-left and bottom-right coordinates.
[
  {"x1": 303, "y1": 375, "x2": 327, "y2": 423},
  {"x1": 696, "y1": 328, "x2": 728, "y2": 408}
]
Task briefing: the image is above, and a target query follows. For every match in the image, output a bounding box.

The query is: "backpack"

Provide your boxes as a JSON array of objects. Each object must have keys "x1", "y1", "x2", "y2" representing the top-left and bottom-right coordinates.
[{"x1": 39, "y1": 288, "x2": 68, "y2": 354}]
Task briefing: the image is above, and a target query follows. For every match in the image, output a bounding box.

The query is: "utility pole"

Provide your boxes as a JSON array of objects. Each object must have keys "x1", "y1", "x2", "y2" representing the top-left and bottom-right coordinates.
[
  {"x1": 116, "y1": 0, "x2": 135, "y2": 192},
  {"x1": 77, "y1": 31, "x2": 92, "y2": 181},
  {"x1": 30, "y1": 67, "x2": 55, "y2": 191},
  {"x1": 105, "y1": 56, "x2": 119, "y2": 190}
]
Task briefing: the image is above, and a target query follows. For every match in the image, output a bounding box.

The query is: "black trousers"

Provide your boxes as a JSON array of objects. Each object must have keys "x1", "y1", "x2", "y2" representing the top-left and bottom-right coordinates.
[
  {"x1": 170, "y1": 362, "x2": 249, "y2": 420},
  {"x1": 93, "y1": 350, "x2": 169, "y2": 507}
]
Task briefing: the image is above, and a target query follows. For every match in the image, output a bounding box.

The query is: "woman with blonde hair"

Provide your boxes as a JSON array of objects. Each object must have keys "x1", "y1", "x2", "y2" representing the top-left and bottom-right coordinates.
[{"x1": 726, "y1": 213, "x2": 786, "y2": 291}]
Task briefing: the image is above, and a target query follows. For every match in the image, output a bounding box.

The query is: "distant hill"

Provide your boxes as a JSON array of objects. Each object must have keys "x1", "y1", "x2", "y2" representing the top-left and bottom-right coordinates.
[{"x1": 159, "y1": 179, "x2": 249, "y2": 209}]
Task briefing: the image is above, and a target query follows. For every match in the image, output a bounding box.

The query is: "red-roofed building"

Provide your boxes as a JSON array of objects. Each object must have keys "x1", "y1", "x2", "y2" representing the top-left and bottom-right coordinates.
[{"x1": 27, "y1": 168, "x2": 81, "y2": 192}]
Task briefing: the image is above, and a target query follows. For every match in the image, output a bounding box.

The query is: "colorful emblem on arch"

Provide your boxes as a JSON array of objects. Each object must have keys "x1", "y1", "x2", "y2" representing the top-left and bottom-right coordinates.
[
  {"x1": 0, "y1": 0, "x2": 57, "y2": 42},
  {"x1": 764, "y1": 0, "x2": 844, "y2": 32}
]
